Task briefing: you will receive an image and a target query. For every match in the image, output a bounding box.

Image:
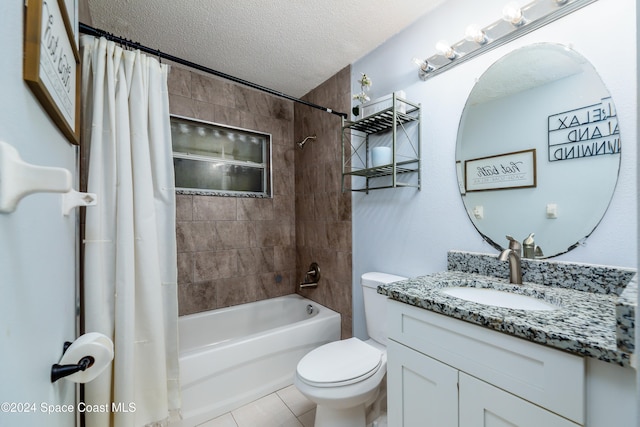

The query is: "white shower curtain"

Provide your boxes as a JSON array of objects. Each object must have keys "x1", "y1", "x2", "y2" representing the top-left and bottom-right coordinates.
[{"x1": 80, "y1": 36, "x2": 180, "y2": 427}]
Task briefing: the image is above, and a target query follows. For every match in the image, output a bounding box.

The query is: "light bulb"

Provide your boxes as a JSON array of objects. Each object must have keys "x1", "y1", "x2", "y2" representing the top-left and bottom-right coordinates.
[
  {"x1": 412, "y1": 57, "x2": 434, "y2": 80},
  {"x1": 412, "y1": 57, "x2": 425, "y2": 68},
  {"x1": 435, "y1": 40, "x2": 456, "y2": 59},
  {"x1": 502, "y1": 2, "x2": 524, "y2": 25},
  {"x1": 411, "y1": 57, "x2": 429, "y2": 71},
  {"x1": 464, "y1": 24, "x2": 487, "y2": 44}
]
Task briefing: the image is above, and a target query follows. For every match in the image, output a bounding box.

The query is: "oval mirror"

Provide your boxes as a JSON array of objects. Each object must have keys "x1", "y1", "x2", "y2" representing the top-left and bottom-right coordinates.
[{"x1": 455, "y1": 43, "x2": 621, "y2": 258}]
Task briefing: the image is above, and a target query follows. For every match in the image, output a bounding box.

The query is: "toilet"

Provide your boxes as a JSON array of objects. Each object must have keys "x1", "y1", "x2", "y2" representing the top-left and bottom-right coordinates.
[{"x1": 294, "y1": 272, "x2": 407, "y2": 427}]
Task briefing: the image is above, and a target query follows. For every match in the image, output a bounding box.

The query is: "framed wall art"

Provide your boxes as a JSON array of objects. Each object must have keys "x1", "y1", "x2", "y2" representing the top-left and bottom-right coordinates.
[
  {"x1": 465, "y1": 149, "x2": 537, "y2": 192},
  {"x1": 24, "y1": 0, "x2": 80, "y2": 145}
]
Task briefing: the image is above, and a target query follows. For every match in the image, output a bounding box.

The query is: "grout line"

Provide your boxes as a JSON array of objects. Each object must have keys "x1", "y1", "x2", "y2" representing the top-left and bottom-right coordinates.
[
  {"x1": 229, "y1": 412, "x2": 240, "y2": 427},
  {"x1": 200, "y1": 388, "x2": 314, "y2": 427},
  {"x1": 274, "y1": 390, "x2": 301, "y2": 423}
]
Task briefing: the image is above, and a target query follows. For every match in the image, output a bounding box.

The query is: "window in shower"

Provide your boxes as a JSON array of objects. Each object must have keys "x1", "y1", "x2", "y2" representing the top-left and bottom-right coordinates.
[{"x1": 170, "y1": 115, "x2": 272, "y2": 197}]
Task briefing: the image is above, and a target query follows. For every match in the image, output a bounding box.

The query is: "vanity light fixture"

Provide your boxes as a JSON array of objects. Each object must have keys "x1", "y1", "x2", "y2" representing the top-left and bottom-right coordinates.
[{"x1": 413, "y1": 0, "x2": 597, "y2": 81}]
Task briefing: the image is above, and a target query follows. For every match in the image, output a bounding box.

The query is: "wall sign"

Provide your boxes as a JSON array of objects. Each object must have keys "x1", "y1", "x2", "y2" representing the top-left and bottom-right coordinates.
[
  {"x1": 465, "y1": 149, "x2": 537, "y2": 192},
  {"x1": 24, "y1": 0, "x2": 80, "y2": 145},
  {"x1": 548, "y1": 97, "x2": 620, "y2": 162}
]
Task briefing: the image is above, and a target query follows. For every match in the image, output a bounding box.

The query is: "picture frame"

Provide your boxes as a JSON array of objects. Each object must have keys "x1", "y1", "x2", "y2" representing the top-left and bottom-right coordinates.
[
  {"x1": 465, "y1": 149, "x2": 537, "y2": 192},
  {"x1": 24, "y1": 0, "x2": 80, "y2": 145}
]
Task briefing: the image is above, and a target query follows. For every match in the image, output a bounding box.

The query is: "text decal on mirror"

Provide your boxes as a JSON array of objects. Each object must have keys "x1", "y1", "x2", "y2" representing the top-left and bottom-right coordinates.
[{"x1": 548, "y1": 97, "x2": 621, "y2": 162}]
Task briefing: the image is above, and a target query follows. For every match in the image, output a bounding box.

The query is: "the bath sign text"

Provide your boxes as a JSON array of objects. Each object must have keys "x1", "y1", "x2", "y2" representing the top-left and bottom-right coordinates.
[
  {"x1": 465, "y1": 149, "x2": 536, "y2": 192},
  {"x1": 39, "y1": 0, "x2": 77, "y2": 127},
  {"x1": 548, "y1": 97, "x2": 620, "y2": 162},
  {"x1": 476, "y1": 161, "x2": 524, "y2": 178}
]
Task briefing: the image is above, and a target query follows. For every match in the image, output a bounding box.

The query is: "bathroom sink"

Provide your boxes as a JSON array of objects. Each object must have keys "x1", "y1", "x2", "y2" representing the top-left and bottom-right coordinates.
[{"x1": 441, "y1": 287, "x2": 560, "y2": 311}]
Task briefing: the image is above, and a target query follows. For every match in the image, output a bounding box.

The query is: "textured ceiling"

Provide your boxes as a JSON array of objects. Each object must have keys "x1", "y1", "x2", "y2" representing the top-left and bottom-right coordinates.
[
  {"x1": 468, "y1": 44, "x2": 586, "y2": 105},
  {"x1": 86, "y1": 0, "x2": 445, "y2": 98}
]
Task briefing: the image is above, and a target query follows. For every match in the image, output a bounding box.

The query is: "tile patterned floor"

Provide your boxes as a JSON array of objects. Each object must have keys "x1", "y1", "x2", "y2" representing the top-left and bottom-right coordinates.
[{"x1": 197, "y1": 385, "x2": 316, "y2": 427}]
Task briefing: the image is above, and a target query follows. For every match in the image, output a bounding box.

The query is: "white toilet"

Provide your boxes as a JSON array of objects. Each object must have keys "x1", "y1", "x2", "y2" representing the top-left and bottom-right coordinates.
[{"x1": 294, "y1": 272, "x2": 407, "y2": 427}]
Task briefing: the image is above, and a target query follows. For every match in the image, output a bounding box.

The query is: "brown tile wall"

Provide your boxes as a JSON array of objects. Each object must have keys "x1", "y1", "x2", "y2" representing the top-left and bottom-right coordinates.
[
  {"x1": 168, "y1": 65, "x2": 297, "y2": 315},
  {"x1": 167, "y1": 63, "x2": 353, "y2": 335},
  {"x1": 294, "y1": 66, "x2": 353, "y2": 338}
]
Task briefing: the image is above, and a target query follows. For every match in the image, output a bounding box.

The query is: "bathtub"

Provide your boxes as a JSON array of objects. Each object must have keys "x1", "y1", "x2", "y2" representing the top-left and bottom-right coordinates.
[{"x1": 176, "y1": 294, "x2": 341, "y2": 426}]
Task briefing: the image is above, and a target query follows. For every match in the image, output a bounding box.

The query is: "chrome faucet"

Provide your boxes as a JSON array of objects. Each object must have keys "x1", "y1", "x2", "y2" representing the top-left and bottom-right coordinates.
[{"x1": 498, "y1": 235, "x2": 522, "y2": 284}]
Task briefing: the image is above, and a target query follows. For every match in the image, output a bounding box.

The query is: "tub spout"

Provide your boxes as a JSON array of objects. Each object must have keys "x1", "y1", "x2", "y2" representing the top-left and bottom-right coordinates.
[{"x1": 299, "y1": 282, "x2": 318, "y2": 289}]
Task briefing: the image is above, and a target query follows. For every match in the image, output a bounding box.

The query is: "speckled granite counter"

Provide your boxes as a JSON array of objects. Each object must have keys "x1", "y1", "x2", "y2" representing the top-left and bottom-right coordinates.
[{"x1": 378, "y1": 251, "x2": 637, "y2": 367}]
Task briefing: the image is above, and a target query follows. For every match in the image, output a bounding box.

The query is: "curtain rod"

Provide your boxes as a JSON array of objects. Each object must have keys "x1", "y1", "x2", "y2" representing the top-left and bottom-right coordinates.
[{"x1": 79, "y1": 23, "x2": 348, "y2": 119}]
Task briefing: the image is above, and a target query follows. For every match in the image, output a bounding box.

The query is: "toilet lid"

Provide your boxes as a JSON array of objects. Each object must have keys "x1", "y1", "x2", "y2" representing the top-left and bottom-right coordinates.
[{"x1": 297, "y1": 338, "x2": 382, "y2": 386}]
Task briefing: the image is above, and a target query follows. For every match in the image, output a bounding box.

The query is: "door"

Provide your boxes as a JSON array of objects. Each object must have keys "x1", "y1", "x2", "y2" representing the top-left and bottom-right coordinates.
[
  {"x1": 459, "y1": 373, "x2": 581, "y2": 427},
  {"x1": 0, "y1": 1, "x2": 79, "y2": 426},
  {"x1": 387, "y1": 340, "x2": 459, "y2": 427}
]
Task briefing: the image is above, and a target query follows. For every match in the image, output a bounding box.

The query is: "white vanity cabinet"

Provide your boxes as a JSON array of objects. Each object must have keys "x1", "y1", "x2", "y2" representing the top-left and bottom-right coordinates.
[
  {"x1": 387, "y1": 299, "x2": 637, "y2": 426},
  {"x1": 458, "y1": 373, "x2": 580, "y2": 427},
  {"x1": 388, "y1": 341, "x2": 581, "y2": 426},
  {"x1": 387, "y1": 339, "x2": 459, "y2": 426},
  {"x1": 387, "y1": 299, "x2": 585, "y2": 427}
]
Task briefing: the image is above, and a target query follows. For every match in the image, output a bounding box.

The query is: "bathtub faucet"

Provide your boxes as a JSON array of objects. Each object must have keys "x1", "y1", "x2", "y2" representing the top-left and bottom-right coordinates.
[{"x1": 299, "y1": 262, "x2": 320, "y2": 289}]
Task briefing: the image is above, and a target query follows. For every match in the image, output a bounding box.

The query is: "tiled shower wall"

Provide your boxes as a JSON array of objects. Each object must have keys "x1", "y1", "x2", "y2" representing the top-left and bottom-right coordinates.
[
  {"x1": 295, "y1": 66, "x2": 353, "y2": 338},
  {"x1": 168, "y1": 65, "x2": 297, "y2": 315},
  {"x1": 167, "y1": 64, "x2": 353, "y2": 338}
]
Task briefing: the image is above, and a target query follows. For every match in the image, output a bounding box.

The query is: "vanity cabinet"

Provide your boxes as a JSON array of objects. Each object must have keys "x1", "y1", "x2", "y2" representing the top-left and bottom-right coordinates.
[
  {"x1": 388, "y1": 339, "x2": 581, "y2": 426},
  {"x1": 341, "y1": 92, "x2": 420, "y2": 193},
  {"x1": 387, "y1": 339, "x2": 459, "y2": 426},
  {"x1": 387, "y1": 299, "x2": 585, "y2": 426},
  {"x1": 458, "y1": 373, "x2": 579, "y2": 427}
]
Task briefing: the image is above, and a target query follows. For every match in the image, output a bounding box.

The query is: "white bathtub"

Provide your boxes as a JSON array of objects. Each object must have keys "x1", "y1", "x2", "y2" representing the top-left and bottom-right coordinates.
[{"x1": 175, "y1": 294, "x2": 341, "y2": 426}]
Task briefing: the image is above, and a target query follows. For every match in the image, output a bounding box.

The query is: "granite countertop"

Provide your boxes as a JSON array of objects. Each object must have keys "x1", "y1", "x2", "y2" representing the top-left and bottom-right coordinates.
[{"x1": 378, "y1": 252, "x2": 637, "y2": 368}]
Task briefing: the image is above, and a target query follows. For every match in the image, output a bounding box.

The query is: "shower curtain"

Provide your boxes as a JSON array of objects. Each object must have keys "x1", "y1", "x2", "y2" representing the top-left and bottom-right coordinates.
[{"x1": 80, "y1": 36, "x2": 180, "y2": 426}]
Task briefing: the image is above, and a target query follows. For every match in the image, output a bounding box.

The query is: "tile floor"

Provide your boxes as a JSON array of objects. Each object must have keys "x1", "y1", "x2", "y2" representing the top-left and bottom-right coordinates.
[{"x1": 197, "y1": 385, "x2": 316, "y2": 427}]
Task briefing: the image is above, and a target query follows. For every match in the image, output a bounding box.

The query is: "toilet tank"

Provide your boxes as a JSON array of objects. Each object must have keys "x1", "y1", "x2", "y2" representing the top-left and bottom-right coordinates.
[{"x1": 361, "y1": 272, "x2": 407, "y2": 346}]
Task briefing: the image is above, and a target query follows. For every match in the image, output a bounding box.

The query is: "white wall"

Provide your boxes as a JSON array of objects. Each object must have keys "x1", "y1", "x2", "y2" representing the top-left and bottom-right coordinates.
[
  {"x1": 0, "y1": 1, "x2": 79, "y2": 426},
  {"x1": 636, "y1": 3, "x2": 640, "y2": 426},
  {"x1": 351, "y1": 0, "x2": 637, "y2": 338}
]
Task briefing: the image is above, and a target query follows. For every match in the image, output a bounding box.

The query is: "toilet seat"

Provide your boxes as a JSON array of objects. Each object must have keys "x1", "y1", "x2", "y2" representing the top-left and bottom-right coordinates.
[{"x1": 297, "y1": 338, "x2": 382, "y2": 388}]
